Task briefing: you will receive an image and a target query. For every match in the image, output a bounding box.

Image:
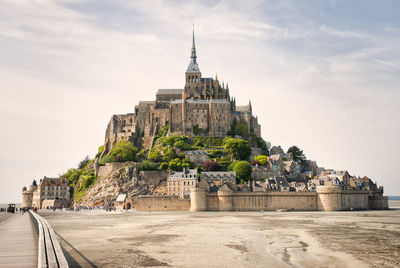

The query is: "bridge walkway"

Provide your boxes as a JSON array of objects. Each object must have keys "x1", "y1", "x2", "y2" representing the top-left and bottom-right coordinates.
[{"x1": 0, "y1": 213, "x2": 38, "y2": 267}]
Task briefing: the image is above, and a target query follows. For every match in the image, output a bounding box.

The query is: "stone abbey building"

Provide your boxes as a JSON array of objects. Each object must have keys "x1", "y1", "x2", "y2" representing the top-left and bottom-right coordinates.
[{"x1": 103, "y1": 30, "x2": 261, "y2": 153}]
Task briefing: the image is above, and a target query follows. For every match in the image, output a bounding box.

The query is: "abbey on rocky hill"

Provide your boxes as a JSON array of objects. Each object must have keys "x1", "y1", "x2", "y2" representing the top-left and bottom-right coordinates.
[{"x1": 103, "y1": 30, "x2": 261, "y2": 154}]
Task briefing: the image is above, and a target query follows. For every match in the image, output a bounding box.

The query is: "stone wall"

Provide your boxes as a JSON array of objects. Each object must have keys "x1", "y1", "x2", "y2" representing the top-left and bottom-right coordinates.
[
  {"x1": 190, "y1": 186, "x2": 379, "y2": 212},
  {"x1": 139, "y1": 171, "x2": 168, "y2": 186},
  {"x1": 368, "y1": 195, "x2": 389, "y2": 210},
  {"x1": 135, "y1": 195, "x2": 190, "y2": 211},
  {"x1": 97, "y1": 161, "x2": 138, "y2": 178}
]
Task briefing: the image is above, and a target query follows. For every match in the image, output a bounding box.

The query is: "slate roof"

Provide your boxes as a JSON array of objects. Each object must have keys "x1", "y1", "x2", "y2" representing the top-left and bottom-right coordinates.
[
  {"x1": 202, "y1": 171, "x2": 236, "y2": 181},
  {"x1": 40, "y1": 177, "x2": 69, "y2": 187},
  {"x1": 185, "y1": 151, "x2": 209, "y2": 155},
  {"x1": 156, "y1": 89, "x2": 183, "y2": 95},
  {"x1": 116, "y1": 194, "x2": 127, "y2": 202}
]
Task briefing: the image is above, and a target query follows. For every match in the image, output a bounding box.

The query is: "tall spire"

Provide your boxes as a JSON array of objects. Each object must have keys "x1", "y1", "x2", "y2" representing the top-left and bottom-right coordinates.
[
  {"x1": 191, "y1": 26, "x2": 197, "y2": 64},
  {"x1": 186, "y1": 25, "x2": 200, "y2": 73}
]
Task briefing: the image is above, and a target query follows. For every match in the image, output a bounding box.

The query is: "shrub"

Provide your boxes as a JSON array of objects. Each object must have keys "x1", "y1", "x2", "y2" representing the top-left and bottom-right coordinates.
[
  {"x1": 101, "y1": 140, "x2": 138, "y2": 163},
  {"x1": 203, "y1": 160, "x2": 220, "y2": 171},
  {"x1": 78, "y1": 156, "x2": 90, "y2": 169},
  {"x1": 231, "y1": 161, "x2": 252, "y2": 183},
  {"x1": 148, "y1": 150, "x2": 161, "y2": 162},
  {"x1": 137, "y1": 148, "x2": 149, "y2": 161},
  {"x1": 81, "y1": 174, "x2": 96, "y2": 189},
  {"x1": 254, "y1": 155, "x2": 268, "y2": 166},
  {"x1": 158, "y1": 162, "x2": 168, "y2": 171},
  {"x1": 224, "y1": 138, "x2": 251, "y2": 160},
  {"x1": 168, "y1": 158, "x2": 194, "y2": 171},
  {"x1": 139, "y1": 160, "x2": 157, "y2": 171}
]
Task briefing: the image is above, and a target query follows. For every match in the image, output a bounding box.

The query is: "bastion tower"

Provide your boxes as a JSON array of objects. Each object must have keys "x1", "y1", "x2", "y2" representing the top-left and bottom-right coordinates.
[{"x1": 102, "y1": 30, "x2": 261, "y2": 154}]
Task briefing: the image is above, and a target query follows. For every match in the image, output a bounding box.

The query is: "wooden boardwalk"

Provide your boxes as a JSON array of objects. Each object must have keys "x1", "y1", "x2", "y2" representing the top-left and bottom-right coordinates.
[{"x1": 0, "y1": 213, "x2": 38, "y2": 267}]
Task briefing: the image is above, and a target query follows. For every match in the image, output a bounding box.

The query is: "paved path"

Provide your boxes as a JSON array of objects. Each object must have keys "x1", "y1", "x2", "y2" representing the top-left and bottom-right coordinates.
[{"x1": 0, "y1": 213, "x2": 38, "y2": 267}]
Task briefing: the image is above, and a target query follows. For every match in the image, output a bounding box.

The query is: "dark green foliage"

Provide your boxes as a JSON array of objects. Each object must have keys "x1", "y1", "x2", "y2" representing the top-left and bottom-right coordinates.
[
  {"x1": 158, "y1": 162, "x2": 169, "y2": 171},
  {"x1": 82, "y1": 174, "x2": 96, "y2": 189},
  {"x1": 137, "y1": 148, "x2": 149, "y2": 161},
  {"x1": 224, "y1": 138, "x2": 251, "y2": 160},
  {"x1": 287, "y1": 146, "x2": 306, "y2": 163},
  {"x1": 101, "y1": 140, "x2": 138, "y2": 164},
  {"x1": 193, "y1": 124, "x2": 200, "y2": 135},
  {"x1": 287, "y1": 145, "x2": 307, "y2": 170},
  {"x1": 192, "y1": 137, "x2": 225, "y2": 148},
  {"x1": 139, "y1": 160, "x2": 157, "y2": 171},
  {"x1": 168, "y1": 158, "x2": 194, "y2": 171},
  {"x1": 174, "y1": 140, "x2": 192, "y2": 150},
  {"x1": 78, "y1": 156, "x2": 90, "y2": 169},
  {"x1": 227, "y1": 119, "x2": 248, "y2": 137},
  {"x1": 162, "y1": 148, "x2": 177, "y2": 162},
  {"x1": 148, "y1": 150, "x2": 161, "y2": 162},
  {"x1": 231, "y1": 161, "x2": 252, "y2": 183},
  {"x1": 217, "y1": 158, "x2": 232, "y2": 171},
  {"x1": 208, "y1": 149, "x2": 225, "y2": 159}
]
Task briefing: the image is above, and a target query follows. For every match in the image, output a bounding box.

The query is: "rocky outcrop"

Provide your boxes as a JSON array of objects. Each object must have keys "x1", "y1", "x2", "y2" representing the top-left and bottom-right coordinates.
[{"x1": 76, "y1": 162, "x2": 168, "y2": 207}]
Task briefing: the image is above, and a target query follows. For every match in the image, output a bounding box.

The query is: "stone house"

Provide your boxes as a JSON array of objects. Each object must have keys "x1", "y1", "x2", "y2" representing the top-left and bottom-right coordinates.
[
  {"x1": 114, "y1": 194, "x2": 132, "y2": 210},
  {"x1": 201, "y1": 171, "x2": 236, "y2": 187},
  {"x1": 167, "y1": 169, "x2": 198, "y2": 198},
  {"x1": 275, "y1": 177, "x2": 290, "y2": 191},
  {"x1": 269, "y1": 146, "x2": 284, "y2": 156},
  {"x1": 284, "y1": 161, "x2": 301, "y2": 177},
  {"x1": 251, "y1": 165, "x2": 272, "y2": 180},
  {"x1": 23, "y1": 177, "x2": 70, "y2": 209},
  {"x1": 269, "y1": 154, "x2": 286, "y2": 177}
]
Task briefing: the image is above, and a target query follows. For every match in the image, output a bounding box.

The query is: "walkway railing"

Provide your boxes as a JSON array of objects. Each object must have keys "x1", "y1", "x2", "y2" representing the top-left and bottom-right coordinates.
[{"x1": 29, "y1": 211, "x2": 69, "y2": 268}]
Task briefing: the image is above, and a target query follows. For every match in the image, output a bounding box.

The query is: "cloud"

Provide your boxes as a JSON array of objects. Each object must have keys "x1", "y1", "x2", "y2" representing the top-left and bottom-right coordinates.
[{"x1": 0, "y1": 0, "x2": 399, "y2": 202}]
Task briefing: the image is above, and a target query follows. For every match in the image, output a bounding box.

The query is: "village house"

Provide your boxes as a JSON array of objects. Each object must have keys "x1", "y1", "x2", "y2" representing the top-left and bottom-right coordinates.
[
  {"x1": 114, "y1": 194, "x2": 132, "y2": 210},
  {"x1": 269, "y1": 154, "x2": 286, "y2": 177},
  {"x1": 201, "y1": 171, "x2": 236, "y2": 187},
  {"x1": 167, "y1": 169, "x2": 198, "y2": 198},
  {"x1": 22, "y1": 177, "x2": 70, "y2": 209},
  {"x1": 284, "y1": 160, "x2": 301, "y2": 179},
  {"x1": 251, "y1": 164, "x2": 271, "y2": 180}
]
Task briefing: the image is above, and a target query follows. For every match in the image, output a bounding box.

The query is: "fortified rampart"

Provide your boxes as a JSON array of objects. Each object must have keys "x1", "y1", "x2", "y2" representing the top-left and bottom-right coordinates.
[
  {"x1": 135, "y1": 195, "x2": 190, "y2": 211},
  {"x1": 134, "y1": 185, "x2": 388, "y2": 212},
  {"x1": 188, "y1": 185, "x2": 388, "y2": 212}
]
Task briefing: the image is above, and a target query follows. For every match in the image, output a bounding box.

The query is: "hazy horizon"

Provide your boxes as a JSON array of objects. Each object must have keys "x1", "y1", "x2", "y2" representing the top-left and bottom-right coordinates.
[{"x1": 1, "y1": 0, "x2": 399, "y2": 203}]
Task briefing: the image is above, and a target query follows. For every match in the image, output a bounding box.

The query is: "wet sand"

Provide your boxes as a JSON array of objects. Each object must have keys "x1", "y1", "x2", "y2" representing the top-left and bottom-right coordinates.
[{"x1": 41, "y1": 201, "x2": 400, "y2": 268}]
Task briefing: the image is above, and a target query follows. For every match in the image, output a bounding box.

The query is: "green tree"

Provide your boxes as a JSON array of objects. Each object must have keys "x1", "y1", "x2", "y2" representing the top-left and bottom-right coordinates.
[
  {"x1": 224, "y1": 138, "x2": 251, "y2": 160},
  {"x1": 148, "y1": 150, "x2": 161, "y2": 162},
  {"x1": 168, "y1": 158, "x2": 194, "y2": 171},
  {"x1": 235, "y1": 123, "x2": 249, "y2": 137},
  {"x1": 158, "y1": 162, "x2": 169, "y2": 171},
  {"x1": 232, "y1": 161, "x2": 252, "y2": 183},
  {"x1": 78, "y1": 156, "x2": 90, "y2": 169},
  {"x1": 102, "y1": 140, "x2": 138, "y2": 163},
  {"x1": 287, "y1": 146, "x2": 306, "y2": 163},
  {"x1": 254, "y1": 155, "x2": 268, "y2": 166},
  {"x1": 139, "y1": 160, "x2": 157, "y2": 171}
]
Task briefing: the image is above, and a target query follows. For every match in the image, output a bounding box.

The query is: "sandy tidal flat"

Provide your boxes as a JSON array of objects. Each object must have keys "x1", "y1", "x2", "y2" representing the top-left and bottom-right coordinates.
[{"x1": 41, "y1": 202, "x2": 400, "y2": 268}]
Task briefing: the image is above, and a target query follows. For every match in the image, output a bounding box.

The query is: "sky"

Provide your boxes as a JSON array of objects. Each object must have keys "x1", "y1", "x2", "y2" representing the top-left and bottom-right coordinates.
[{"x1": 1, "y1": 0, "x2": 399, "y2": 203}]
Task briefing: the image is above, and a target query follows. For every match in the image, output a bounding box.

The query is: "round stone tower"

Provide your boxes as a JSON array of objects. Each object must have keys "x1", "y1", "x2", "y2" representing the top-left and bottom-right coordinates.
[
  {"x1": 22, "y1": 186, "x2": 32, "y2": 208},
  {"x1": 316, "y1": 186, "x2": 342, "y2": 211},
  {"x1": 190, "y1": 180, "x2": 209, "y2": 212},
  {"x1": 217, "y1": 184, "x2": 233, "y2": 211}
]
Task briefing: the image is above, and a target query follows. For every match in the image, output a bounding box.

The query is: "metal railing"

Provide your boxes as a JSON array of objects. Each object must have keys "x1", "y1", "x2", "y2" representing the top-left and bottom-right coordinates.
[{"x1": 29, "y1": 211, "x2": 69, "y2": 268}]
